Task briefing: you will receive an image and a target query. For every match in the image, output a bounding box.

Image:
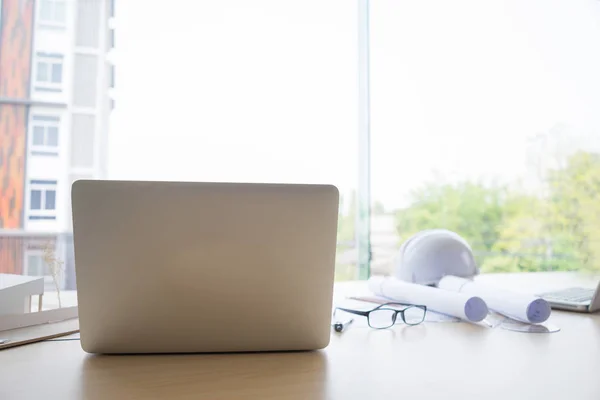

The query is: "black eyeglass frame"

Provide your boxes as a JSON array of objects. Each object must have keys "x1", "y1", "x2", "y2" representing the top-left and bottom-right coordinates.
[{"x1": 335, "y1": 302, "x2": 427, "y2": 329}]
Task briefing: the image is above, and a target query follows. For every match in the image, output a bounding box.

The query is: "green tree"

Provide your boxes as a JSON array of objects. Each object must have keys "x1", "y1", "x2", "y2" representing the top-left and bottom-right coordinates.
[
  {"x1": 487, "y1": 152, "x2": 600, "y2": 273},
  {"x1": 395, "y1": 181, "x2": 507, "y2": 264},
  {"x1": 546, "y1": 151, "x2": 600, "y2": 271},
  {"x1": 394, "y1": 151, "x2": 600, "y2": 273},
  {"x1": 483, "y1": 195, "x2": 554, "y2": 272}
]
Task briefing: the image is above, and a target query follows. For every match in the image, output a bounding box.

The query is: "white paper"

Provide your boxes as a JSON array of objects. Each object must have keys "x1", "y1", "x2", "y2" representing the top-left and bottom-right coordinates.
[
  {"x1": 347, "y1": 295, "x2": 461, "y2": 322},
  {"x1": 500, "y1": 320, "x2": 560, "y2": 333},
  {"x1": 368, "y1": 276, "x2": 488, "y2": 322},
  {"x1": 437, "y1": 275, "x2": 551, "y2": 324}
]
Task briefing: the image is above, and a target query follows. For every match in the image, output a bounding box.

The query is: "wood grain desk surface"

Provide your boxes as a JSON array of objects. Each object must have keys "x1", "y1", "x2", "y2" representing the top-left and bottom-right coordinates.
[{"x1": 1, "y1": 272, "x2": 599, "y2": 400}]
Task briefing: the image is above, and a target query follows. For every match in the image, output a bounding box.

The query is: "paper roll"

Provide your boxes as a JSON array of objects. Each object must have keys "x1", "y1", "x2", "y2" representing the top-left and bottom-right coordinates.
[
  {"x1": 368, "y1": 276, "x2": 488, "y2": 322},
  {"x1": 437, "y1": 275, "x2": 551, "y2": 324}
]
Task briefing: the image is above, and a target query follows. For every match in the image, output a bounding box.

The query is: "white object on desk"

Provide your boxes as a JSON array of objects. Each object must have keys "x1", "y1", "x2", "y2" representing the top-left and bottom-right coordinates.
[
  {"x1": 0, "y1": 306, "x2": 79, "y2": 332},
  {"x1": 0, "y1": 274, "x2": 44, "y2": 316},
  {"x1": 394, "y1": 229, "x2": 479, "y2": 285},
  {"x1": 438, "y1": 275, "x2": 551, "y2": 324},
  {"x1": 368, "y1": 276, "x2": 488, "y2": 322}
]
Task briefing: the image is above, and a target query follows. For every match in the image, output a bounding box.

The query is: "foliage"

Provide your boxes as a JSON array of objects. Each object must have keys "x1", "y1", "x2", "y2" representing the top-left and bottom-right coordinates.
[
  {"x1": 395, "y1": 181, "x2": 507, "y2": 252},
  {"x1": 546, "y1": 152, "x2": 600, "y2": 271},
  {"x1": 43, "y1": 242, "x2": 64, "y2": 308},
  {"x1": 394, "y1": 151, "x2": 600, "y2": 273}
]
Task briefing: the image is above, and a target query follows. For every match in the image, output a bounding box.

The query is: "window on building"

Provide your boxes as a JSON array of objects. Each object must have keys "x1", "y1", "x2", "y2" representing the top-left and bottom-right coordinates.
[
  {"x1": 24, "y1": 249, "x2": 61, "y2": 293},
  {"x1": 29, "y1": 180, "x2": 58, "y2": 220},
  {"x1": 31, "y1": 190, "x2": 42, "y2": 210},
  {"x1": 39, "y1": 0, "x2": 67, "y2": 26},
  {"x1": 25, "y1": 253, "x2": 46, "y2": 276},
  {"x1": 30, "y1": 115, "x2": 60, "y2": 155},
  {"x1": 34, "y1": 53, "x2": 64, "y2": 92}
]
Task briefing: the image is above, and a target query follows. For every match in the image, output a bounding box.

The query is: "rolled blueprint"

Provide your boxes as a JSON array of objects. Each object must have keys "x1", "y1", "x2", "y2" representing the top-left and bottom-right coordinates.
[
  {"x1": 437, "y1": 275, "x2": 551, "y2": 324},
  {"x1": 368, "y1": 276, "x2": 488, "y2": 323}
]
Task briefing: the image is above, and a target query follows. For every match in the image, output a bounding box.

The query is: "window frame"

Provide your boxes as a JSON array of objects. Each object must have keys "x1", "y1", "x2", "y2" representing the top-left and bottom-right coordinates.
[
  {"x1": 24, "y1": 251, "x2": 46, "y2": 277},
  {"x1": 28, "y1": 180, "x2": 58, "y2": 220},
  {"x1": 37, "y1": 0, "x2": 67, "y2": 28},
  {"x1": 30, "y1": 115, "x2": 60, "y2": 156},
  {"x1": 33, "y1": 53, "x2": 64, "y2": 93}
]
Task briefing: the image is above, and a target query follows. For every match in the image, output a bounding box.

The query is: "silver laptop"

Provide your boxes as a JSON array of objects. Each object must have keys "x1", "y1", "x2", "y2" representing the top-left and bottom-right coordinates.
[
  {"x1": 539, "y1": 281, "x2": 600, "y2": 313},
  {"x1": 72, "y1": 180, "x2": 339, "y2": 354}
]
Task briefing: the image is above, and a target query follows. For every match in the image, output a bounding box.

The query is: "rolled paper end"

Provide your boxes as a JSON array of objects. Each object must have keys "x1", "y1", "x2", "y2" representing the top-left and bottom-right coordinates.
[
  {"x1": 527, "y1": 298, "x2": 552, "y2": 324},
  {"x1": 464, "y1": 296, "x2": 488, "y2": 322}
]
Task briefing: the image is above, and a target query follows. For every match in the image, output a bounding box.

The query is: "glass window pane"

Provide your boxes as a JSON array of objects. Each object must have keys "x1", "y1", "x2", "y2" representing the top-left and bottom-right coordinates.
[
  {"x1": 40, "y1": 0, "x2": 53, "y2": 21},
  {"x1": 108, "y1": 0, "x2": 360, "y2": 281},
  {"x1": 47, "y1": 126, "x2": 59, "y2": 146},
  {"x1": 54, "y1": 1, "x2": 66, "y2": 23},
  {"x1": 33, "y1": 126, "x2": 45, "y2": 145},
  {"x1": 51, "y1": 63, "x2": 63, "y2": 83},
  {"x1": 370, "y1": 0, "x2": 600, "y2": 274},
  {"x1": 45, "y1": 190, "x2": 56, "y2": 210},
  {"x1": 36, "y1": 62, "x2": 48, "y2": 82},
  {"x1": 27, "y1": 255, "x2": 43, "y2": 276},
  {"x1": 30, "y1": 190, "x2": 42, "y2": 210}
]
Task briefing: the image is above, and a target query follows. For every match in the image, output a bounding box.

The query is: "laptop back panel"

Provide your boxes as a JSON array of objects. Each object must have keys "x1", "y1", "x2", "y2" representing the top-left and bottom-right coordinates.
[{"x1": 72, "y1": 180, "x2": 339, "y2": 353}]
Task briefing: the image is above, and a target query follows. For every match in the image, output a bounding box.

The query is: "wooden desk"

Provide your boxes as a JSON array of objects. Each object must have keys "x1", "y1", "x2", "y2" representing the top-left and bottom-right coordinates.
[{"x1": 1, "y1": 273, "x2": 600, "y2": 400}]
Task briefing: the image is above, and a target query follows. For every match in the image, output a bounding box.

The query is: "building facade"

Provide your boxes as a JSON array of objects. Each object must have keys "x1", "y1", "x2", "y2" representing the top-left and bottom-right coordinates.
[{"x1": 0, "y1": 0, "x2": 114, "y2": 290}]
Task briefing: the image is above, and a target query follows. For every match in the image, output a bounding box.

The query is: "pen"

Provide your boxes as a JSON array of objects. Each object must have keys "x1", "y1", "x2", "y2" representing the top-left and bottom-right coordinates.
[{"x1": 332, "y1": 318, "x2": 354, "y2": 333}]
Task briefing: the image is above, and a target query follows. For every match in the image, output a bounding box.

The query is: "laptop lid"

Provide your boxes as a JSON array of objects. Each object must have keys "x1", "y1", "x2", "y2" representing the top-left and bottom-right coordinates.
[
  {"x1": 72, "y1": 180, "x2": 339, "y2": 353},
  {"x1": 589, "y1": 280, "x2": 600, "y2": 312}
]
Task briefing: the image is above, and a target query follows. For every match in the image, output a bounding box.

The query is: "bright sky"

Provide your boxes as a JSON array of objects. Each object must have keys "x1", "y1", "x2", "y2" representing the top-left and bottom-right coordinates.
[{"x1": 109, "y1": 0, "x2": 600, "y2": 209}]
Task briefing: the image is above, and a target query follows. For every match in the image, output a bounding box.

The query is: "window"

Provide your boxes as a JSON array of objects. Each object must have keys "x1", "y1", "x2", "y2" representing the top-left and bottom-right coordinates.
[
  {"x1": 30, "y1": 115, "x2": 60, "y2": 155},
  {"x1": 110, "y1": 64, "x2": 115, "y2": 88},
  {"x1": 2, "y1": 0, "x2": 597, "y2": 294},
  {"x1": 34, "y1": 53, "x2": 64, "y2": 92},
  {"x1": 369, "y1": 0, "x2": 600, "y2": 275},
  {"x1": 70, "y1": 114, "x2": 96, "y2": 167},
  {"x1": 109, "y1": 28, "x2": 115, "y2": 50},
  {"x1": 25, "y1": 253, "x2": 46, "y2": 276},
  {"x1": 104, "y1": 0, "x2": 360, "y2": 280},
  {"x1": 73, "y1": 55, "x2": 98, "y2": 106},
  {"x1": 29, "y1": 180, "x2": 58, "y2": 220},
  {"x1": 30, "y1": 190, "x2": 42, "y2": 210},
  {"x1": 39, "y1": 0, "x2": 66, "y2": 26},
  {"x1": 76, "y1": 0, "x2": 101, "y2": 47},
  {"x1": 24, "y1": 250, "x2": 62, "y2": 293}
]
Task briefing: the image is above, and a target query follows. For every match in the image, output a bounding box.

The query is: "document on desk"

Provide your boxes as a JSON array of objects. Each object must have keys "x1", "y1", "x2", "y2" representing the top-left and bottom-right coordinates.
[
  {"x1": 348, "y1": 295, "x2": 460, "y2": 322},
  {"x1": 368, "y1": 276, "x2": 489, "y2": 323},
  {"x1": 437, "y1": 275, "x2": 551, "y2": 324}
]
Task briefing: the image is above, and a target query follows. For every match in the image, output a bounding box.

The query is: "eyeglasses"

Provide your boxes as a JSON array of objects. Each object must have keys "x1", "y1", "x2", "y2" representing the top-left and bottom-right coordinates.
[{"x1": 335, "y1": 303, "x2": 427, "y2": 329}]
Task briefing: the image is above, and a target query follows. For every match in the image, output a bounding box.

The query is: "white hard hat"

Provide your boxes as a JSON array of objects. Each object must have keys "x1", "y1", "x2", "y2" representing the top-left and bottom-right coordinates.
[{"x1": 394, "y1": 229, "x2": 479, "y2": 285}]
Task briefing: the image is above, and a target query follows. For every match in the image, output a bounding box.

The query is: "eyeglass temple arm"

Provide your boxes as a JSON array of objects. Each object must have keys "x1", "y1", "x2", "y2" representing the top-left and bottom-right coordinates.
[{"x1": 335, "y1": 307, "x2": 369, "y2": 317}]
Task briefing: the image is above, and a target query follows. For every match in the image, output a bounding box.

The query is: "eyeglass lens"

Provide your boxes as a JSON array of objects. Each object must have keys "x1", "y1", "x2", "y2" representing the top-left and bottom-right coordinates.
[
  {"x1": 402, "y1": 306, "x2": 426, "y2": 325},
  {"x1": 368, "y1": 309, "x2": 397, "y2": 328}
]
